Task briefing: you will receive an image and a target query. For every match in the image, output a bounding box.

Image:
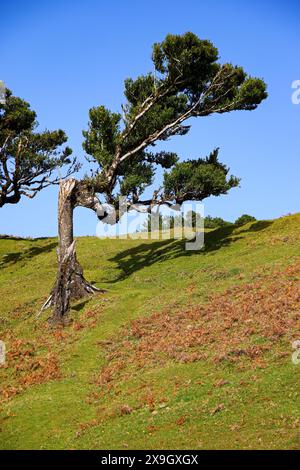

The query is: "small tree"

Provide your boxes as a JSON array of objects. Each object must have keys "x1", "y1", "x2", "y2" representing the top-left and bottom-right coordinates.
[
  {"x1": 235, "y1": 214, "x2": 257, "y2": 227},
  {"x1": 45, "y1": 32, "x2": 267, "y2": 324},
  {"x1": 204, "y1": 215, "x2": 232, "y2": 228},
  {"x1": 0, "y1": 89, "x2": 77, "y2": 207}
]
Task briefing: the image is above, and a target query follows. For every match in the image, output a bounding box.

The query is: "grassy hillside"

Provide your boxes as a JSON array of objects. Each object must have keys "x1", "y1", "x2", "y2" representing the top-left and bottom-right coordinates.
[{"x1": 1, "y1": 214, "x2": 300, "y2": 450}]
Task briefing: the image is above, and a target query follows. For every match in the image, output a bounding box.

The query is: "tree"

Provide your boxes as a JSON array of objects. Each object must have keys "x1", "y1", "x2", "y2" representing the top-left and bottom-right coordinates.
[
  {"x1": 235, "y1": 214, "x2": 257, "y2": 227},
  {"x1": 0, "y1": 89, "x2": 78, "y2": 208},
  {"x1": 45, "y1": 32, "x2": 267, "y2": 324},
  {"x1": 141, "y1": 212, "x2": 232, "y2": 232},
  {"x1": 204, "y1": 215, "x2": 232, "y2": 228}
]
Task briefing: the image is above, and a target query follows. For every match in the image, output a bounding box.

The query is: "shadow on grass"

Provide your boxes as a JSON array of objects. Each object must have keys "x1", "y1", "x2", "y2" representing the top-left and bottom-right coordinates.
[
  {"x1": 108, "y1": 220, "x2": 273, "y2": 282},
  {"x1": 71, "y1": 299, "x2": 91, "y2": 312},
  {"x1": 238, "y1": 220, "x2": 273, "y2": 233},
  {"x1": 0, "y1": 241, "x2": 57, "y2": 268}
]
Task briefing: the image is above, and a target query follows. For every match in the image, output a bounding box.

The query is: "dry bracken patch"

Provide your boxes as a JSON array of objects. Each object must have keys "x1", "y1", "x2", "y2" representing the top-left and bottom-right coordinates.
[
  {"x1": 0, "y1": 336, "x2": 61, "y2": 400},
  {"x1": 95, "y1": 259, "x2": 300, "y2": 389}
]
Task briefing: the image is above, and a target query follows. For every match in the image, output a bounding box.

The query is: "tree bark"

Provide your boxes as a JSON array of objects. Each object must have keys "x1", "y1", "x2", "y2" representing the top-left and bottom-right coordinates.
[{"x1": 45, "y1": 178, "x2": 103, "y2": 325}]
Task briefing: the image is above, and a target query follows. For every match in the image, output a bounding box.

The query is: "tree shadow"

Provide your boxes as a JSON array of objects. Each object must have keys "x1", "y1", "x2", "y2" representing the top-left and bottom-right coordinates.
[
  {"x1": 108, "y1": 220, "x2": 274, "y2": 282},
  {"x1": 238, "y1": 220, "x2": 273, "y2": 233},
  {"x1": 71, "y1": 299, "x2": 91, "y2": 311},
  {"x1": 0, "y1": 241, "x2": 57, "y2": 268}
]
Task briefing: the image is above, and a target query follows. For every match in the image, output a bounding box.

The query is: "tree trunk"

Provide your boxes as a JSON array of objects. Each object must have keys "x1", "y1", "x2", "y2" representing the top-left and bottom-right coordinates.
[{"x1": 45, "y1": 179, "x2": 102, "y2": 325}]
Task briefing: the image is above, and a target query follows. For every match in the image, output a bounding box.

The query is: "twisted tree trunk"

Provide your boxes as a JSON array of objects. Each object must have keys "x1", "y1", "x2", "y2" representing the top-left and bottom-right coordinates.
[{"x1": 44, "y1": 179, "x2": 104, "y2": 325}]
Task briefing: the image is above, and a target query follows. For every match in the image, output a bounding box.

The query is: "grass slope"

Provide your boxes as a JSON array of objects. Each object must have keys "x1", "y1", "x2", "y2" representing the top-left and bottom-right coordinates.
[{"x1": 0, "y1": 214, "x2": 300, "y2": 450}]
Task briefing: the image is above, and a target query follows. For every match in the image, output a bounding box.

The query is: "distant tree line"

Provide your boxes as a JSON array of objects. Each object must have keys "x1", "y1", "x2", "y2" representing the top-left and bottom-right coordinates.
[{"x1": 141, "y1": 211, "x2": 257, "y2": 231}]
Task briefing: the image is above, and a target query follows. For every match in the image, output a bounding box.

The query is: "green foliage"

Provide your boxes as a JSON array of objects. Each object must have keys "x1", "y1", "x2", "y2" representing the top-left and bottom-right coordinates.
[
  {"x1": 117, "y1": 151, "x2": 178, "y2": 201},
  {"x1": 236, "y1": 77, "x2": 268, "y2": 109},
  {"x1": 163, "y1": 148, "x2": 240, "y2": 203},
  {"x1": 82, "y1": 32, "x2": 267, "y2": 207},
  {"x1": 204, "y1": 215, "x2": 232, "y2": 228},
  {"x1": 0, "y1": 89, "x2": 36, "y2": 133},
  {"x1": 235, "y1": 214, "x2": 257, "y2": 226},
  {"x1": 141, "y1": 210, "x2": 232, "y2": 232},
  {"x1": 124, "y1": 74, "x2": 156, "y2": 107},
  {"x1": 152, "y1": 32, "x2": 219, "y2": 93},
  {"x1": 0, "y1": 89, "x2": 76, "y2": 207},
  {"x1": 121, "y1": 85, "x2": 189, "y2": 155},
  {"x1": 120, "y1": 160, "x2": 154, "y2": 200},
  {"x1": 145, "y1": 151, "x2": 178, "y2": 169},
  {"x1": 141, "y1": 212, "x2": 183, "y2": 232},
  {"x1": 82, "y1": 105, "x2": 121, "y2": 168}
]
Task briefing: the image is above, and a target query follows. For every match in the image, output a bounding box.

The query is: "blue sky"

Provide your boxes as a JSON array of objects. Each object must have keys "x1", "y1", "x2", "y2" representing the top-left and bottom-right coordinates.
[{"x1": 1, "y1": 0, "x2": 299, "y2": 237}]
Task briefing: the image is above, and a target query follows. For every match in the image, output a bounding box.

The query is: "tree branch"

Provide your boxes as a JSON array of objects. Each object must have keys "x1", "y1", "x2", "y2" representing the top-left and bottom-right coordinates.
[
  {"x1": 120, "y1": 82, "x2": 175, "y2": 142},
  {"x1": 119, "y1": 75, "x2": 242, "y2": 164}
]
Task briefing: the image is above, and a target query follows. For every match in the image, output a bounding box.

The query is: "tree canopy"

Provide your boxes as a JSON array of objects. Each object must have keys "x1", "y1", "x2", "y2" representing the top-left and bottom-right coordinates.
[
  {"x1": 82, "y1": 32, "x2": 267, "y2": 213},
  {"x1": 235, "y1": 214, "x2": 257, "y2": 226},
  {"x1": 0, "y1": 89, "x2": 77, "y2": 207}
]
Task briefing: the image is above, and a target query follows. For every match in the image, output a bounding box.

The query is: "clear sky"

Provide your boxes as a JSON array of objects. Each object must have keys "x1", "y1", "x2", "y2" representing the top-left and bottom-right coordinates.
[{"x1": 1, "y1": 0, "x2": 299, "y2": 237}]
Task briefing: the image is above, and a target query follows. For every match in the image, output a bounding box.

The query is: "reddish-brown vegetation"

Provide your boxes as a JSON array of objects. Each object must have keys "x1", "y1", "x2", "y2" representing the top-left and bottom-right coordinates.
[
  {"x1": 1, "y1": 337, "x2": 61, "y2": 400},
  {"x1": 96, "y1": 260, "x2": 300, "y2": 388}
]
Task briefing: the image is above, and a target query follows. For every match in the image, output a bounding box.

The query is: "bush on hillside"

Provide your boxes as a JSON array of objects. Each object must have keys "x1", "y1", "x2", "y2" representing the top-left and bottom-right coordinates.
[{"x1": 235, "y1": 214, "x2": 257, "y2": 227}]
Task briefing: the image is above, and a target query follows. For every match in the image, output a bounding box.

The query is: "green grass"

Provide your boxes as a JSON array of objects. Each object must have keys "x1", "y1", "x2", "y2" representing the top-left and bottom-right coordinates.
[{"x1": 1, "y1": 214, "x2": 300, "y2": 449}]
